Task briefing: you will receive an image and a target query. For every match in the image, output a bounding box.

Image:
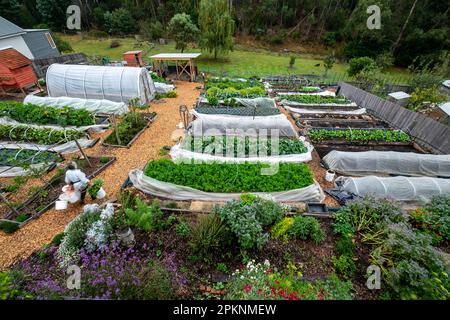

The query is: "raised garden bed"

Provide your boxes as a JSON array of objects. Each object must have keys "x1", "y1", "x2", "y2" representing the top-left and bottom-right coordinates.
[
  {"x1": 194, "y1": 106, "x2": 280, "y2": 117},
  {"x1": 0, "y1": 148, "x2": 62, "y2": 167},
  {"x1": 301, "y1": 119, "x2": 388, "y2": 129},
  {"x1": 0, "y1": 156, "x2": 116, "y2": 233},
  {"x1": 313, "y1": 142, "x2": 424, "y2": 158},
  {"x1": 103, "y1": 112, "x2": 157, "y2": 148},
  {"x1": 309, "y1": 128, "x2": 411, "y2": 143},
  {"x1": 0, "y1": 124, "x2": 86, "y2": 145}
]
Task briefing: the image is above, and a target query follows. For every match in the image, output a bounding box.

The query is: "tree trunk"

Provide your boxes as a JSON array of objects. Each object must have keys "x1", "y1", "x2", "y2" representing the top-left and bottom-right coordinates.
[{"x1": 392, "y1": 0, "x2": 418, "y2": 53}]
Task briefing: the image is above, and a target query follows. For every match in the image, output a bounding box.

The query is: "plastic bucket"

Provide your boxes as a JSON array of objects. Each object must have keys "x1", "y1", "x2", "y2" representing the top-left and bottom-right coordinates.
[
  {"x1": 55, "y1": 200, "x2": 68, "y2": 210},
  {"x1": 96, "y1": 187, "x2": 106, "y2": 199},
  {"x1": 325, "y1": 170, "x2": 336, "y2": 182}
]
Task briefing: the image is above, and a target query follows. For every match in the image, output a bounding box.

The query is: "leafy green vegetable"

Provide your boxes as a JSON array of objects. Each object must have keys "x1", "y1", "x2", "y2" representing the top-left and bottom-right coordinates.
[
  {"x1": 0, "y1": 124, "x2": 85, "y2": 144},
  {"x1": 144, "y1": 159, "x2": 314, "y2": 192},
  {"x1": 309, "y1": 129, "x2": 411, "y2": 142},
  {"x1": 278, "y1": 95, "x2": 351, "y2": 104}
]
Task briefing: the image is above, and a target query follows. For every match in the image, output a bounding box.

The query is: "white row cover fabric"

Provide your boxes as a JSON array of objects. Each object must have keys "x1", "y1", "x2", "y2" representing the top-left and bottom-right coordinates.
[
  {"x1": 323, "y1": 151, "x2": 450, "y2": 178},
  {"x1": 0, "y1": 117, "x2": 108, "y2": 133},
  {"x1": 129, "y1": 169, "x2": 325, "y2": 202},
  {"x1": 154, "y1": 82, "x2": 175, "y2": 94},
  {"x1": 198, "y1": 97, "x2": 277, "y2": 109},
  {"x1": 0, "y1": 138, "x2": 97, "y2": 154},
  {"x1": 336, "y1": 176, "x2": 450, "y2": 202},
  {"x1": 190, "y1": 110, "x2": 298, "y2": 138},
  {"x1": 170, "y1": 137, "x2": 313, "y2": 164},
  {"x1": 284, "y1": 105, "x2": 367, "y2": 115},
  {"x1": 24, "y1": 95, "x2": 129, "y2": 115},
  {"x1": 0, "y1": 164, "x2": 49, "y2": 177},
  {"x1": 275, "y1": 91, "x2": 335, "y2": 96},
  {"x1": 46, "y1": 64, "x2": 156, "y2": 105}
]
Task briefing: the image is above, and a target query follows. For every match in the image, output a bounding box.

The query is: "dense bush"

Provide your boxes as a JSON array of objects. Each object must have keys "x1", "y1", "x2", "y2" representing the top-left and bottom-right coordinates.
[
  {"x1": 288, "y1": 216, "x2": 325, "y2": 244},
  {"x1": 144, "y1": 160, "x2": 314, "y2": 193},
  {"x1": 332, "y1": 255, "x2": 356, "y2": 279},
  {"x1": 139, "y1": 19, "x2": 164, "y2": 41},
  {"x1": 347, "y1": 57, "x2": 378, "y2": 77},
  {"x1": 407, "y1": 88, "x2": 446, "y2": 112},
  {"x1": 110, "y1": 8, "x2": 136, "y2": 35},
  {"x1": 125, "y1": 198, "x2": 174, "y2": 232},
  {"x1": 410, "y1": 196, "x2": 450, "y2": 245},
  {"x1": 0, "y1": 101, "x2": 95, "y2": 126},
  {"x1": 213, "y1": 195, "x2": 286, "y2": 250}
]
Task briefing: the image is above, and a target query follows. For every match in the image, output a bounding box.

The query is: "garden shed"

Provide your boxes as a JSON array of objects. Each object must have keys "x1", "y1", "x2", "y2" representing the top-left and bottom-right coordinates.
[
  {"x1": 46, "y1": 64, "x2": 156, "y2": 104},
  {"x1": 0, "y1": 47, "x2": 38, "y2": 94}
]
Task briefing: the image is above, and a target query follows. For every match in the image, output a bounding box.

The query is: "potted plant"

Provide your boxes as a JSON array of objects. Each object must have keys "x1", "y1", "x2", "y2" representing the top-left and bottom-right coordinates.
[
  {"x1": 88, "y1": 179, "x2": 105, "y2": 200},
  {"x1": 111, "y1": 209, "x2": 135, "y2": 247}
]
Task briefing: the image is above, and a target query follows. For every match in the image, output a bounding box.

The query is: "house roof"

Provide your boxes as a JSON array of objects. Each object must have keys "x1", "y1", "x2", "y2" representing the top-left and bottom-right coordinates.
[
  {"x1": 439, "y1": 102, "x2": 450, "y2": 117},
  {"x1": 0, "y1": 47, "x2": 31, "y2": 69},
  {"x1": 0, "y1": 16, "x2": 26, "y2": 39}
]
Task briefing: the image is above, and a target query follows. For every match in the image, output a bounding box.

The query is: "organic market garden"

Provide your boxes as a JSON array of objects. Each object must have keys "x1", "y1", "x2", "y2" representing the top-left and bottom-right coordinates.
[{"x1": 1, "y1": 69, "x2": 449, "y2": 302}]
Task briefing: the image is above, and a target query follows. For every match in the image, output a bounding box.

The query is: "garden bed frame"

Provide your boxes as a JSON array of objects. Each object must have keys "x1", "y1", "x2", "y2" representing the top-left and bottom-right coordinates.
[
  {"x1": 2, "y1": 156, "x2": 116, "y2": 231},
  {"x1": 102, "y1": 113, "x2": 157, "y2": 149}
]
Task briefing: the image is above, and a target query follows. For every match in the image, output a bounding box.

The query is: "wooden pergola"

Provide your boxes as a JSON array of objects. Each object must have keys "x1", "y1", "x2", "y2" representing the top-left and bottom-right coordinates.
[{"x1": 150, "y1": 53, "x2": 201, "y2": 82}]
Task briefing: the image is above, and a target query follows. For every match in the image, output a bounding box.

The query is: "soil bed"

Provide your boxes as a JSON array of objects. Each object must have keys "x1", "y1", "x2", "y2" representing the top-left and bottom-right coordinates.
[{"x1": 314, "y1": 142, "x2": 423, "y2": 158}]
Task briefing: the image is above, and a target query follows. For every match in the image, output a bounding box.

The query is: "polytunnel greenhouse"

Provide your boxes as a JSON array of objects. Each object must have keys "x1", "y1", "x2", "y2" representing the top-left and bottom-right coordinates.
[
  {"x1": 323, "y1": 150, "x2": 450, "y2": 178},
  {"x1": 335, "y1": 176, "x2": 450, "y2": 202},
  {"x1": 46, "y1": 64, "x2": 156, "y2": 104}
]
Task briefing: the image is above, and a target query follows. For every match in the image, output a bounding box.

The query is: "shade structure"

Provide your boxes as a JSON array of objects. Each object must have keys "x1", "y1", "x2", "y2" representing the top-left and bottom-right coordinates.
[{"x1": 46, "y1": 64, "x2": 156, "y2": 104}]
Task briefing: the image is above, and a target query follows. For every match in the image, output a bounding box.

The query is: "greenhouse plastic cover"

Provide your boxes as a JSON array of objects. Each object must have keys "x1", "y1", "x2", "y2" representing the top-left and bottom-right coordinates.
[
  {"x1": 46, "y1": 64, "x2": 156, "y2": 104},
  {"x1": 323, "y1": 151, "x2": 450, "y2": 178},
  {"x1": 335, "y1": 176, "x2": 450, "y2": 202},
  {"x1": 190, "y1": 110, "x2": 298, "y2": 138},
  {"x1": 129, "y1": 169, "x2": 325, "y2": 202},
  {"x1": 284, "y1": 105, "x2": 366, "y2": 115},
  {"x1": 24, "y1": 95, "x2": 129, "y2": 115},
  {"x1": 170, "y1": 136, "x2": 313, "y2": 164}
]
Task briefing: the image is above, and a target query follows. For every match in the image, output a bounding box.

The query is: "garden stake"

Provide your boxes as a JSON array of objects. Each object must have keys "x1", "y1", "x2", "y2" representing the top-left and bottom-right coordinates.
[{"x1": 74, "y1": 138, "x2": 92, "y2": 167}]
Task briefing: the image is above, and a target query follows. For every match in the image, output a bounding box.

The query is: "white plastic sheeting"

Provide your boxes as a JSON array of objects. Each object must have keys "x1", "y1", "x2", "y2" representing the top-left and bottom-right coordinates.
[
  {"x1": 323, "y1": 151, "x2": 450, "y2": 178},
  {"x1": 46, "y1": 64, "x2": 156, "y2": 104},
  {"x1": 335, "y1": 176, "x2": 450, "y2": 202},
  {"x1": 0, "y1": 139, "x2": 97, "y2": 154},
  {"x1": 154, "y1": 82, "x2": 175, "y2": 94},
  {"x1": 129, "y1": 169, "x2": 325, "y2": 202},
  {"x1": 170, "y1": 137, "x2": 313, "y2": 164},
  {"x1": 284, "y1": 105, "x2": 367, "y2": 115},
  {"x1": 275, "y1": 91, "x2": 336, "y2": 96},
  {"x1": 0, "y1": 164, "x2": 49, "y2": 177},
  {"x1": 198, "y1": 97, "x2": 277, "y2": 109},
  {"x1": 24, "y1": 95, "x2": 129, "y2": 115},
  {"x1": 0, "y1": 117, "x2": 108, "y2": 133},
  {"x1": 190, "y1": 110, "x2": 298, "y2": 137}
]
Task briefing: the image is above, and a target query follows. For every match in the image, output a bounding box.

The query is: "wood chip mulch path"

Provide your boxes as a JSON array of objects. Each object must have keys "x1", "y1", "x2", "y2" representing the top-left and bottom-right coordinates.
[{"x1": 0, "y1": 81, "x2": 200, "y2": 270}]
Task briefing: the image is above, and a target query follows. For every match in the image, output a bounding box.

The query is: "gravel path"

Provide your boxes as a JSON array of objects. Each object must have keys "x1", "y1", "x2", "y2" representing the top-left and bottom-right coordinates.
[{"x1": 0, "y1": 81, "x2": 200, "y2": 270}]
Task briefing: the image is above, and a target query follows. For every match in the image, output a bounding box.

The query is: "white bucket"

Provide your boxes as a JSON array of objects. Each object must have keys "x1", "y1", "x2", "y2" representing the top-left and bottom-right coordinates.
[
  {"x1": 325, "y1": 170, "x2": 336, "y2": 182},
  {"x1": 96, "y1": 187, "x2": 106, "y2": 199},
  {"x1": 55, "y1": 200, "x2": 68, "y2": 210}
]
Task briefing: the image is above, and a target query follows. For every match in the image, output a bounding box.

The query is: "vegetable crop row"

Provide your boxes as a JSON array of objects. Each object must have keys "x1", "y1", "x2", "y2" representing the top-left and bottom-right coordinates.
[
  {"x1": 0, "y1": 101, "x2": 95, "y2": 127},
  {"x1": 205, "y1": 78, "x2": 263, "y2": 90},
  {"x1": 278, "y1": 95, "x2": 351, "y2": 104},
  {"x1": 206, "y1": 86, "x2": 266, "y2": 100},
  {"x1": 0, "y1": 148, "x2": 60, "y2": 166},
  {"x1": 0, "y1": 124, "x2": 85, "y2": 145},
  {"x1": 144, "y1": 159, "x2": 314, "y2": 193},
  {"x1": 183, "y1": 136, "x2": 308, "y2": 156},
  {"x1": 309, "y1": 129, "x2": 411, "y2": 142}
]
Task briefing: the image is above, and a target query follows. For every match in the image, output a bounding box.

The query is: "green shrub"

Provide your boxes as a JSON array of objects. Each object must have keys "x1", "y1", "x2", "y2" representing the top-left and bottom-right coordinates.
[
  {"x1": 125, "y1": 199, "x2": 173, "y2": 232},
  {"x1": 52, "y1": 34, "x2": 73, "y2": 53},
  {"x1": 332, "y1": 255, "x2": 356, "y2": 279},
  {"x1": 206, "y1": 95, "x2": 219, "y2": 106},
  {"x1": 87, "y1": 179, "x2": 104, "y2": 199},
  {"x1": 144, "y1": 160, "x2": 314, "y2": 193},
  {"x1": 0, "y1": 221, "x2": 20, "y2": 234},
  {"x1": 271, "y1": 217, "x2": 294, "y2": 241},
  {"x1": 189, "y1": 213, "x2": 232, "y2": 262},
  {"x1": 175, "y1": 219, "x2": 190, "y2": 239},
  {"x1": 51, "y1": 232, "x2": 65, "y2": 246},
  {"x1": 110, "y1": 8, "x2": 136, "y2": 35},
  {"x1": 0, "y1": 271, "x2": 31, "y2": 299},
  {"x1": 407, "y1": 87, "x2": 446, "y2": 112},
  {"x1": 15, "y1": 214, "x2": 29, "y2": 223},
  {"x1": 165, "y1": 91, "x2": 178, "y2": 98},
  {"x1": 335, "y1": 236, "x2": 356, "y2": 256},
  {"x1": 287, "y1": 216, "x2": 325, "y2": 244},
  {"x1": 348, "y1": 57, "x2": 378, "y2": 77}
]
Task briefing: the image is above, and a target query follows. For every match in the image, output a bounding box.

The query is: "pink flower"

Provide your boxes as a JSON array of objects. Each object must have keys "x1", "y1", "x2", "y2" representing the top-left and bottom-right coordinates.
[{"x1": 244, "y1": 285, "x2": 252, "y2": 293}]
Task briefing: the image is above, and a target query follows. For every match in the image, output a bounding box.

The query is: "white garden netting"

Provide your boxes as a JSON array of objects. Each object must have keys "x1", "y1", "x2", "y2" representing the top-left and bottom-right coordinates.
[
  {"x1": 335, "y1": 176, "x2": 450, "y2": 202},
  {"x1": 170, "y1": 137, "x2": 313, "y2": 164},
  {"x1": 284, "y1": 105, "x2": 366, "y2": 115},
  {"x1": 0, "y1": 117, "x2": 108, "y2": 133},
  {"x1": 0, "y1": 139, "x2": 97, "y2": 154},
  {"x1": 198, "y1": 97, "x2": 277, "y2": 109},
  {"x1": 154, "y1": 82, "x2": 175, "y2": 94},
  {"x1": 24, "y1": 95, "x2": 129, "y2": 115},
  {"x1": 190, "y1": 111, "x2": 298, "y2": 138},
  {"x1": 323, "y1": 151, "x2": 450, "y2": 178},
  {"x1": 0, "y1": 163, "x2": 49, "y2": 177},
  {"x1": 129, "y1": 169, "x2": 325, "y2": 202},
  {"x1": 46, "y1": 64, "x2": 156, "y2": 104},
  {"x1": 281, "y1": 100, "x2": 358, "y2": 108}
]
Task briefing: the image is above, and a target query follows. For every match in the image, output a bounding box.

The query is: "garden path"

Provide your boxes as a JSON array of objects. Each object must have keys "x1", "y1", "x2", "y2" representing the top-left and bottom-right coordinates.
[{"x1": 0, "y1": 81, "x2": 201, "y2": 270}]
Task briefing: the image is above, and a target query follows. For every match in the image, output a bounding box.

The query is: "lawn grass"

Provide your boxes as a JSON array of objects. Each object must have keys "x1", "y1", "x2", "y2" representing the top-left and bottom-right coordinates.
[{"x1": 61, "y1": 34, "x2": 411, "y2": 84}]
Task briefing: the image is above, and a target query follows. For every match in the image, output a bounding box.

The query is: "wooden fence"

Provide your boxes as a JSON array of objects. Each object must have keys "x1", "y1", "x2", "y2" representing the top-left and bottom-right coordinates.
[
  {"x1": 32, "y1": 53, "x2": 87, "y2": 78},
  {"x1": 339, "y1": 82, "x2": 450, "y2": 154}
]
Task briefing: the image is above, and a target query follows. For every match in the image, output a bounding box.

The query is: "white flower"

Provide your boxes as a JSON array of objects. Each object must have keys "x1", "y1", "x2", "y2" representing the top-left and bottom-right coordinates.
[
  {"x1": 264, "y1": 259, "x2": 270, "y2": 267},
  {"x1": 240, "y1": 275, "x2": 244, "y2": 280}
]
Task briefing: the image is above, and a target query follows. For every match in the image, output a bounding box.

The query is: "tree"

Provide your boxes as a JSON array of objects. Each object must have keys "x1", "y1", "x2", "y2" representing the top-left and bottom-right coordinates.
[
  {"x1": 36, "y1": 0, "x2": 71, "y2": 31},
  {"x1": 198, "y1": 0, "x2": 235, "y2": 59},
  {"x1": 0, "y1": 0, "x2": 21, "y2": 25},
  {"x1": 323, "y1": 54, "x2": 336, "y2": 77},
  {"x1": 168, "y1": 13, "x2": 199, "y2": 52},
  {"x1": 348, "y1": 57, "x2": 378, "y2": 77},
  {"x1": 110, "y1": 8, "x2": 136, "y2": 35}
]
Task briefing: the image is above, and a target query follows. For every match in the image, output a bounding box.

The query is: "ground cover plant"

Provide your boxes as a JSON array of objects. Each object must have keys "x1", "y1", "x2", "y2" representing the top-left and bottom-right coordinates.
[
  {"x1": 144, "y1": 159, "x2": 314, "y2": 193},
  {"x1": 104, "y1": 112, "x2": 156, "y2": 146},
  {"x1": 183, "y1": 136, "x2": 308, "y2": 157},
  {"x1": 278, "y1": 95, "x2": 351, "y2": 104},
  {"x1": 0, "y1": 101, "x2": 95, "y2": 127},
  {"x1": 0, "y1": 125, "x2": 85, "y2": 144},
  {"x1": 309, "y1": 129, "x2": 411, "y2": 143}
]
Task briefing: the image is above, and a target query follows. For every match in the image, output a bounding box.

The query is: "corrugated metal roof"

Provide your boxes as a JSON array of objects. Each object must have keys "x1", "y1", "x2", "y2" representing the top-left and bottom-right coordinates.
[
  {"x1": 0, "y1": 16, "x2": 25, "y2": 39},
  {"x1": 0, "y1": 48, "x2": 32, "y2": 70},
  {"x1": 150, "y1": 53, "x2": 201, "y2": 59}
]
